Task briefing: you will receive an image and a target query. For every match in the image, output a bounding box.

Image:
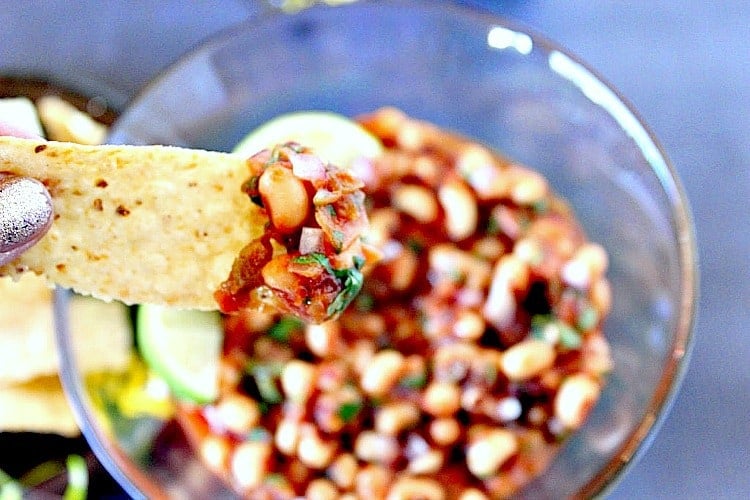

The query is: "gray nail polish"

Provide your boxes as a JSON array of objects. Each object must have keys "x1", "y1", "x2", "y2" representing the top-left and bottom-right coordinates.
[{"x1": 0, "y1": 176, "x2": 53, "y2": 254}]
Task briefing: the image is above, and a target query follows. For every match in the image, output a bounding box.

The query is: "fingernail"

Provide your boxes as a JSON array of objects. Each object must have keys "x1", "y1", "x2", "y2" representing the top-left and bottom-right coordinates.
[{"x1": 0, "y1": 176, "x2": 53, "y2": 254}]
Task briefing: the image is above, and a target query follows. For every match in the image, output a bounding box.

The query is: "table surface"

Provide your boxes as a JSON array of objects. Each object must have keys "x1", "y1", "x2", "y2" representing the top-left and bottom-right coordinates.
[{"x1": 1, "y1": 1, "x2": 748, "y2": 498}]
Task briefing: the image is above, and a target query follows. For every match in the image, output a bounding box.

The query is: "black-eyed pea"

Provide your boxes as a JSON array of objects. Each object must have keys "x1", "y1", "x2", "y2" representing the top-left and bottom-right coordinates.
[
  {"x1": 483, "y1": 255, "x2": 529, "y2": 330},
  {"x1": 274, "y1": 418, "x2": 300, "y2": 456},
  {"x1": 458, "y1": 488, "x2": 490, "y2": 500},
  {"x1": 407, "y1": 449, "x2": 444, "y2": 475},
  {"x1": 199, "y1": 435, "x2": 230, "y2": 472},
  {"x1": 281, "y1": 360, "x2": 316, "y2": 404},
  {"x1": 554, "y1": 373, "x2": 601, "y2": 429},
  {"x1": 356, "y1": 464, "x2": 393, "y2": 500},
  {"x1": 390, "y1": 248, "x2": 419, "y2": 291},
  {"x1": 422, "y1": 381, "x2": 462, "y2": 417},
  {"x1": 375, "y1": 402, "x2": 421, "y2": 435},
  {"x1": 472, "y1": 236, "x2": 505, "y2": 260},
  {"x1": 214, "y1": 393, "x2": 260, "y2": 435},
  {"x1": 306, "y1": 478, "x2": 340, "y2": 500},
  {"x1": 355, "y1": 431, "x2": 400, "y2": 464},
  {"x1": 387, "y1": 476, "x2": 446, "y2": 500},
  {"x1": 297, "y1": 424, "x2": 337, "y2": 469},
  {"x1": 561, "y1": 243, "x2": 608, "y2": 290},
  {"x1": 361, "y1": 350, "x2": 405, "y2": 396},
  {"x1": 581, "y1": 334, "x2": 614, "y2": 376},
  {"x1": 500, "y1": 339, "x2": 556, "y2": 382},
  {"x1": 590, "y1": 277, "x2": 613, "y2": 316},
  {"x1": 230, "y1": 441, "x2": 272, "y2": 490},
  {"x1": 438, "y1": 178, "x2": 478, "y2": 241},
  {"x1": 392, "y1": 184, "x2": 439, "y2": 223},
  {"x1": 513, "y1": 237, "x2": 544, "y2": 267},
  {"x1": 305, "y1": 321, "x2": 339, "y2": 358},
  {"x1": 429, "y1": 417, "x2": 461, "y2": 446},
  {"x1": 466, "y1": 428, "x2": 519, "y2": 479},
  {"x1": 396, "y1": 121, "x2": 426, "y2": 151},
  {"x1": 258, "y1": 164, "x2": 310, "y2": 233},
  {"x1": 452, "y1": 310, "x2": 486, "y2": 340},
  {"x1": 328, "y1": 453, "x2": 358, "y2": 490},
  {"x1": 510, "y1": 169, "x2": 548, "y2": 205}
]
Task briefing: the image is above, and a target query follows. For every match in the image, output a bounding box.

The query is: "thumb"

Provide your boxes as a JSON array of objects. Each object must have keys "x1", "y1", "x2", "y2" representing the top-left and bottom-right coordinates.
[{"x1": 0, "y1": 175, "x2": 54, "y2": 266}]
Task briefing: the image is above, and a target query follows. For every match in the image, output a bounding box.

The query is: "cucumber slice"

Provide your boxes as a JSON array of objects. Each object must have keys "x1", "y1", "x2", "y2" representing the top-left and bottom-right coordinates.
[
  {"x1": 136, "y1": 305, "x2": 223, "y2": 404},
  {"x1": 233, "y1": 111, "x2": 383, "y2": 167}
]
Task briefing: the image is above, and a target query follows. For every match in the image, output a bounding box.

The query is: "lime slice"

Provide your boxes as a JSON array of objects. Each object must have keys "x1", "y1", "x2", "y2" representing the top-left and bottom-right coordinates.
[
  {"x1": 233, "y1": 111, "x2": 383, "y2": 167},
  {"x1": 136, "y1": 304, "x2": 223, "y2": 404}
]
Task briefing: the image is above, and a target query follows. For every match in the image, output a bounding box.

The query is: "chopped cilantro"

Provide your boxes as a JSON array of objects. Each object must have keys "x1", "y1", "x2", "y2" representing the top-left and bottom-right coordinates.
[
  {"x1": 399, "y1": 372, "x2": 427, "y2": 389},
  {"x1": 576, "y1": 305, "x2": 599, "y2": 331},
  {"x1": 327, "y1": 266, "x2": 364, "y2": 317},
  {"x1": 355, "y1": 293, "x2": 375, "y2": 312},
  {"x1": 558, "y1": 322, "x2": 582, "y2": 349},
  {"x1": 268, "y1": 316, "x2": 305, "y2": 343},
  {"x1": 293, "y1": 253, "x2": 365, "y2": 317},
  {"x1": 247, "y1": 426, "x2": 271, "y2": 442},
  {"x1": 406, "y1": 237, "x2": 424, "y2": 254},
  {"x1": 246, "y1": 361, "x2": 283, "y2": 404},
  {"x1": 486, "y1": 215, "x2": 500, "y2": 235},
  {"x1": 338, "y1": 401, "x2": 363, "y2": 423},
  {"x1": 294, "y1": 252, "x2": 334, "y2": 275}
]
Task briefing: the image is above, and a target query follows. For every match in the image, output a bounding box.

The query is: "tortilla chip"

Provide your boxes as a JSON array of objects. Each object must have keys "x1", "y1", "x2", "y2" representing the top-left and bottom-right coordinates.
[
  {"x1": 0, "y1": 375, "x2": 79, "y2": 436},
  {"x1": 0, "y1": 280, "x2": 132, "y2": 387},
  {"x1": 0, "y1": 137, "x2": 265, "y2": 310}
]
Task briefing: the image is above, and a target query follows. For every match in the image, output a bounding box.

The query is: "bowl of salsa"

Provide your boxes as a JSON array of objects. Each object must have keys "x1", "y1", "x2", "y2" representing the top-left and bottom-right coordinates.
[{"x1": 55, "y1": 1, "x2": 696, "y2": 498}]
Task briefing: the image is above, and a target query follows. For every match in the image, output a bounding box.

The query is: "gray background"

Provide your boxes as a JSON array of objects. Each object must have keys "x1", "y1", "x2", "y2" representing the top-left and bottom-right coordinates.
[{"x1": 1, "y1": 1, "x2": 747, "y2": 498}]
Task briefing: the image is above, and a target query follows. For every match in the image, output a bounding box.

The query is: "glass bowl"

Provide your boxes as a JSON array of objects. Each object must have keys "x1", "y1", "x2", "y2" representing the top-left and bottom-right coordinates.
[{"x1": 55, "y1": 1, "x2": 697, "y2": 498}]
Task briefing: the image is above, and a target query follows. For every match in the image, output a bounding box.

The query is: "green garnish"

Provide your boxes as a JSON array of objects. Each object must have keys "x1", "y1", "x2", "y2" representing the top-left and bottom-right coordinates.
[
  {"x1": 338, "y1": 401, "x2": 363, "y2": 422},
  {"x1": 558, "y1": 322, "x2": 582, "y2": 349},
  {"x1": 293, "y1": 252, "x2": 365, "y2": 317},
  {"x1": 486, "y1": 215, "x2": 500, "y2": 235},
  {"x1": 327, "y1": 266, "x2": 364, "y2": 317},
  {"x1": 247, "y1": 426, "x2": 272, "y2": 442},
  {"x1": 531, "y1": 314, "x2": 582, "y2": 349},
  {"x1": 576, "y1": 305, "x2": 599, "y2": 331},
  {"x1": 246, "y1": 361, "x2": 284, "y2": 404},
  {"x1": 268, "y1": 316, "x2": 305, "y2": 343},
  {"x1": 399, "y1": 372, "x2": 427, "y2": 389},
  {"x1": 294, "y1": 252, "x2": 335, "y2": 275},
  {"x1": 355, "y1": 293, "x2": 375, "y2": 312},
  {"x1": 406, "y1": 237, "x2": 424, "y2": 254}
]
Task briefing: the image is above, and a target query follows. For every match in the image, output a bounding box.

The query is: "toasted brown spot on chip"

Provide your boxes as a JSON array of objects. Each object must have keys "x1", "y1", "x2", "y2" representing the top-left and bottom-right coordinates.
[
  {"x1": 0, "y1": 137, "x2": 261, "y2": 309},
  {"x1": 95, "y1": 179, "x2": 108, "y2": 188},
  {"x1": 34, "y1": 144, "x2": 47, "y2": 153},
  {"x1": 56, "y1": 263, "x2": 66, "y2": 272}
]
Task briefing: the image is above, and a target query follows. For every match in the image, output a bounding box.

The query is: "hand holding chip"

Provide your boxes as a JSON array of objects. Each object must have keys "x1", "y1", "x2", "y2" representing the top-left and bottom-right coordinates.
[{"x1": 0, "y1": 121, "x2": 53, "y2": 266}]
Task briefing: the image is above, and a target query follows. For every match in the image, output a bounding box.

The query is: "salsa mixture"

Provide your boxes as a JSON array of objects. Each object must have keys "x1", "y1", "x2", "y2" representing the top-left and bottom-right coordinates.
[
  {"x1": 215, "y1": 142, "x2": 373, "y2": 324},
  {"x1": 178, "y1": 108, "x2": 613, "y2": 499}
]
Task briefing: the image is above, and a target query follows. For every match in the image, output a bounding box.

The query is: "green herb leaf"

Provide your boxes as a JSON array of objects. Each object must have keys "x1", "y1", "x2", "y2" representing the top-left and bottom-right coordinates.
[
  {"x1": 247, "y1": 426, "x2": 272, "y2": 442},
  {"x1": 399, "y1": 372, "x2": 427, "y2": 389},
  {"x1": 327, "y1": 266, "x2": 364, "y2": 317},
  {"x1": 246, "y1": 362, "x2": 284, "y2": 404},
  {"x1": 558, "y1": 322, "x2": 582, "y2": 349},
  {"x1": 268, "y1": 316, "x2": 305, "y2": 343},
  {"x1": 576, "y1": 305, "x2": 599, "y2": 332},
  {"x1": 294, "y1": 252, "x2": 334, "y2": 275},
  {"x1": 338, "y1": 401, "x2": 363, "y2": 423}
]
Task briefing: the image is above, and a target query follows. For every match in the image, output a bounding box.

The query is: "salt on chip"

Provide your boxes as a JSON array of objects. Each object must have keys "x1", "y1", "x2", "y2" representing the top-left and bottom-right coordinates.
[{"x1": 0, "y1": 137, "x2": 265, "y2": 310}]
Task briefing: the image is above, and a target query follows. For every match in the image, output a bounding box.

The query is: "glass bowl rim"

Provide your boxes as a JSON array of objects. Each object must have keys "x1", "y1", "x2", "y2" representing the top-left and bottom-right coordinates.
[{"x1": 56, "y1": 1, "x2": 699, "y2": 498}]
